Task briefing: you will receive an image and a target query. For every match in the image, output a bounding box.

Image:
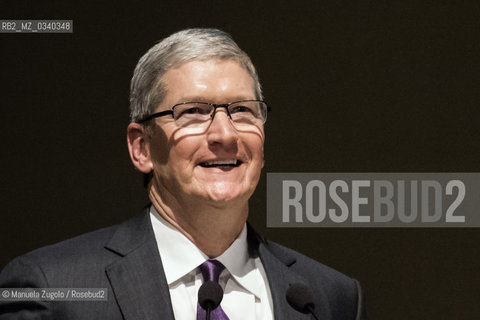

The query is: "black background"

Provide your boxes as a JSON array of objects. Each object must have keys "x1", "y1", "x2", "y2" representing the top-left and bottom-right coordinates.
[{"x1": 1, "y1": 1, "x2": 479, "y2": 319}]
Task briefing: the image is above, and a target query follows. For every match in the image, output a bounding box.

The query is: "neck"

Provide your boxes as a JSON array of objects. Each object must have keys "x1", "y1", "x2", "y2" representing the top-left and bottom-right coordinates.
[{"x1": 149, "y1": 183, "x2": 248, "y2": 257}]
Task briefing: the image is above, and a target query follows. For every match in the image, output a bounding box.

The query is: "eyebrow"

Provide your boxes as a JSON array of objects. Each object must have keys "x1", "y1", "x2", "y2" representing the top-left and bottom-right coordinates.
[{"x1": 175, "y1": 96, "x2": 257, "y2": 103}]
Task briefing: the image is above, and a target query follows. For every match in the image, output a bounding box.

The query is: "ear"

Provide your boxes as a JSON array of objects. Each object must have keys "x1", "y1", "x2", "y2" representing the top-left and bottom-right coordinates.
[{"x1": 127, "y1": 123, "x2": 153, "y2": 173}]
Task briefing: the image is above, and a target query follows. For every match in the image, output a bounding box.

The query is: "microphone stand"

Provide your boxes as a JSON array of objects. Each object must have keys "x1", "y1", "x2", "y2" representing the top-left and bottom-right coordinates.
[{"x1": 307, "y1": 305, "x2": 320, "y2": 320}]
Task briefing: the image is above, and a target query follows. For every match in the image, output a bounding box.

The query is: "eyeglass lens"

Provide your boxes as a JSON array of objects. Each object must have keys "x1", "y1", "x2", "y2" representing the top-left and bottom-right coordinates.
[{"x1": 173, "y1": 101, "x2": 267, "y2": 129}]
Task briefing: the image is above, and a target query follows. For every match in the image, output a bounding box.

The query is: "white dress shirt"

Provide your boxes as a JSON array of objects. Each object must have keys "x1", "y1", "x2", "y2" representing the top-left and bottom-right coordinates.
[{"x1": 150, "y1": 206, "x2": 274, "y2": 320}]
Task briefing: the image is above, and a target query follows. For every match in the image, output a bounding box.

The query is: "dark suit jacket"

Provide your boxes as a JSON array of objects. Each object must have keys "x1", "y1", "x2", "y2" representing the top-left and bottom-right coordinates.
[{"x1": 0, "y1": 208, "x2": 366, "y2": 319}]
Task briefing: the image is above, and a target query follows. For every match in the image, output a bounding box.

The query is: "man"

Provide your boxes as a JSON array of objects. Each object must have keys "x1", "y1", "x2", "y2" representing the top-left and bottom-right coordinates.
[{"x1": 0, "y1": 28, "x2": 365, "y2": 319}]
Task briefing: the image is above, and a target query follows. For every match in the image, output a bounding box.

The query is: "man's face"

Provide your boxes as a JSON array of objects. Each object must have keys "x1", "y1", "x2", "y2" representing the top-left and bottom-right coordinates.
[{"x1": 147, "y1": 60, "x2": 264, "y2": 206}]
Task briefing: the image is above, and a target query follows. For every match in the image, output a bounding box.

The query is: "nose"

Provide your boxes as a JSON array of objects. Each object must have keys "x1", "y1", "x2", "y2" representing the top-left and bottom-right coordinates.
[{"x1": 206, "y1": 108, "x2": 239, "y2": 149}]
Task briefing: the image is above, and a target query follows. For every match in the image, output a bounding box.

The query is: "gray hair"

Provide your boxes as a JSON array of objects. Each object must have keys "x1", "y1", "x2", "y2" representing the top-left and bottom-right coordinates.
[{"x1": 129, "y1": 28, "x2": 263, "y2": 123}]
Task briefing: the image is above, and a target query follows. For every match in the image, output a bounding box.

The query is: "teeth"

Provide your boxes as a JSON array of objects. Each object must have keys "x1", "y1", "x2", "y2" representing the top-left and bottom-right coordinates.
[{"x1": 204, "y1": 160, "x2": 237, "y2": 166}]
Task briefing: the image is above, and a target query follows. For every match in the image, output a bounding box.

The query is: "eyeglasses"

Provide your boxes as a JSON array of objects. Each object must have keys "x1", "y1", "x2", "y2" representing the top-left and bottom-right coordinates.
[{"x1": 137, "y1": 100, "x2": 270, "y2": 129}]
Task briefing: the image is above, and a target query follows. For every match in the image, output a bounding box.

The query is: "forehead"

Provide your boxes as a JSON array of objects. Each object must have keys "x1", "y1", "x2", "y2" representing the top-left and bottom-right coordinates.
[{"x1": 161, "y1": 59, "x2": 256, "y2": 104}]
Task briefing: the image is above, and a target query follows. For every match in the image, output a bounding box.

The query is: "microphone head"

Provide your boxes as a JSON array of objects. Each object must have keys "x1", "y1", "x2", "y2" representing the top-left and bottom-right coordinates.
[
  {"x1": 198, "y1": 281, "x2": 224, "y2": 310},
  {"x1": 286, "y1": 283, "x2": 315, "y2": 314}
]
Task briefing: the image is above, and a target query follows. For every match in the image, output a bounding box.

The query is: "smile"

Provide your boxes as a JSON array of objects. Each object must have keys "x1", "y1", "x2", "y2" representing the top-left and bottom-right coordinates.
[{"x1": 199, "y1": 159, "x2": 243, "y2": 168}]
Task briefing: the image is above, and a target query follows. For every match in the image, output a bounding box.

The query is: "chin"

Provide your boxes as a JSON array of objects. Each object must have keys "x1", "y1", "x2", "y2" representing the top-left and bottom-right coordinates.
[{"x1": 202, "y1": 182, "x2": 249, "y2": 203}]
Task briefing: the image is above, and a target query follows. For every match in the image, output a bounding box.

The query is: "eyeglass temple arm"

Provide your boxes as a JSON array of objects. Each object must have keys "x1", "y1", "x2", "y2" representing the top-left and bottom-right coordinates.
[{"x1": 137, "y1": 110, "x2": 174, "y2": 123}]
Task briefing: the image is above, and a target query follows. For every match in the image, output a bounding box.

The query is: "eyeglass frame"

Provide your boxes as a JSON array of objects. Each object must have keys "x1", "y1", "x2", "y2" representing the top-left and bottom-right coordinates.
[{"x1": 136, "y1": 99, "x2": 271, "y2": 124}]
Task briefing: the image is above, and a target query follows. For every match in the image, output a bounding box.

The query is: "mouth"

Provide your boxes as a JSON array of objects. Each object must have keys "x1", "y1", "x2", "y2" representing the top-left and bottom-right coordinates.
[{"x1": 199, "y1": 159, "x2": 243, "y2": 169}]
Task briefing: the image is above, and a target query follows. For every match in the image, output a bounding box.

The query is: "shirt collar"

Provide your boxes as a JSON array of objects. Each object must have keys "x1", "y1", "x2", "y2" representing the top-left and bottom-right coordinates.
[
  {"x1": 150, "y1": 206, "x2": 208, "y2": 285},
  {"x1": 149, "y1": 206, "x2": 263, "y2": 299},
  {"x1": 216, "y1": 226, "x2": 263, "y2": 299}
]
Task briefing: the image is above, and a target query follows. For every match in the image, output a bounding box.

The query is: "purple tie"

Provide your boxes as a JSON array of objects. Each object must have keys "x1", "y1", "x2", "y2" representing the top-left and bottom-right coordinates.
[{"x1": 197, "y1": 260, "x2": 230, "y2": 320}]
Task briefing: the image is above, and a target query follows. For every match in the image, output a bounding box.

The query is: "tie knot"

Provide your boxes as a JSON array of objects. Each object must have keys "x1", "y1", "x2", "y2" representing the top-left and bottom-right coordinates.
[{"x1": 199, "y1": 259, "x2": 225, "y2": 282}]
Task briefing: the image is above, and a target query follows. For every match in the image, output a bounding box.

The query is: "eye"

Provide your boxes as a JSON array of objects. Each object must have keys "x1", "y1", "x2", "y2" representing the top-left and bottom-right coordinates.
[
  {"x1": 175, "y1": 103, "x2": 211, "y2": 118},
  {"x1": 230, "y1": 105, "x2": 254, "y2": 114},
  {"x1": 183, "y1": 107, "x2": 203, "y2": 114}
]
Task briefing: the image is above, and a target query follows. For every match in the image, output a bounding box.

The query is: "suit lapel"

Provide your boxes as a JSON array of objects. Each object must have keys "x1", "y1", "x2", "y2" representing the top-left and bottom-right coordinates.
[
  {"x1": 104, "y1": 210, "x2": 175, "y2": 320},
  {"x1": 257, "y1": 242, "x2": 312, "y2": 320},
  {"x1": 249, "y1": 226, "x2": 330, "y2": 320}
]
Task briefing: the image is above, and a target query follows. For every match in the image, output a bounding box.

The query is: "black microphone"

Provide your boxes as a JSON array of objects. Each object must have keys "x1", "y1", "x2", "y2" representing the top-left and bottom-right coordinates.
[
  {"x1": 286, "y1": 283, "x2": 320, "y2": 320},
  {"x1": 198, "y1": 281, "x2": 224, "y2": 320}
]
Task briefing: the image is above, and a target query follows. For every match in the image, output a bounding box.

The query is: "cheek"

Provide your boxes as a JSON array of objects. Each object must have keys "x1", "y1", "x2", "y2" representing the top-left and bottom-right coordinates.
[
  {"x1": 148, "y1": 127, "x2": 170, "y2": 166},
  {"x1": 152, "y1": 140, "x2": 199, "y2": 188},
  {"x1": 250, "y1": 135, "x2": 265, "y2": 159},
  {"x1": 149, "y1": 126, "x2": 200, "y2": 166},
  {"x1": 245, "y1": 137, "x2": 265, "y2": 172},
  {"x1": 163, "y1": 138, "x2": 203, "y2": 178},
  {"x1": 172, "y1": 138, "x2": 202, "y2": 160}
]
